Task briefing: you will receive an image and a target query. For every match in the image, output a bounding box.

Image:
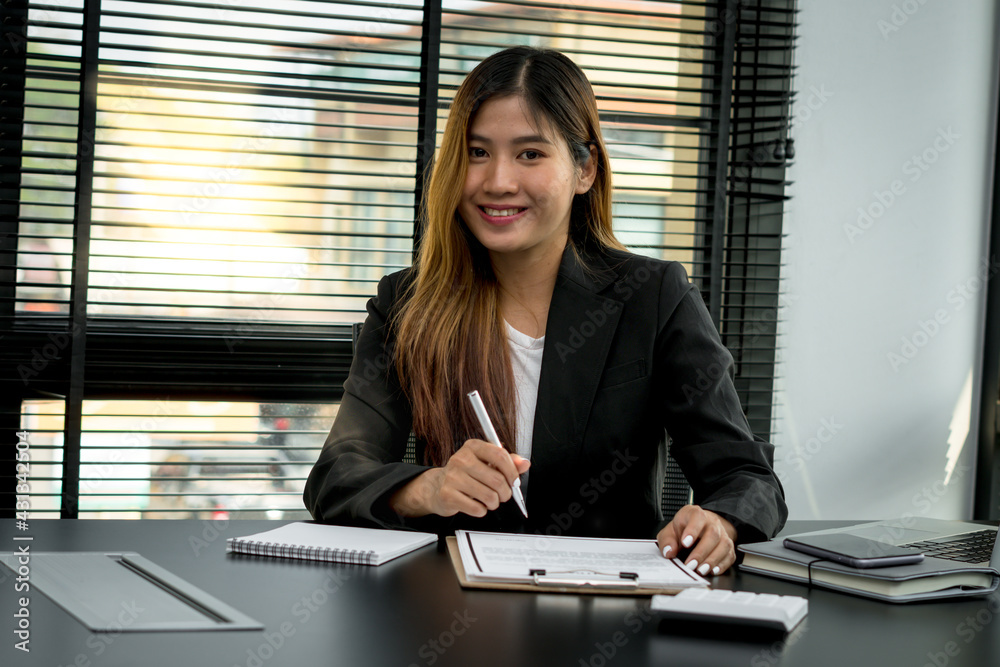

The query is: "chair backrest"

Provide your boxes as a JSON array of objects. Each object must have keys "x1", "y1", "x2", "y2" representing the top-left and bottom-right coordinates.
[
  {"x1": 350, "y1": 321, "x2": 364, "y2": 350},
  {"x1": 661, "y1": 436, "x2": 693, "y2": 520}
]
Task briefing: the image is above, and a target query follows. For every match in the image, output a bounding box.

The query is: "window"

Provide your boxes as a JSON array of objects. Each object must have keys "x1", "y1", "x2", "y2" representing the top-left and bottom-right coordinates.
[
  {"x1": 20, "y1": 398, "x2": 327, "y2": 518},
  {"x1": 2, "y1": 0, "x2": 797, "y2": 518}
]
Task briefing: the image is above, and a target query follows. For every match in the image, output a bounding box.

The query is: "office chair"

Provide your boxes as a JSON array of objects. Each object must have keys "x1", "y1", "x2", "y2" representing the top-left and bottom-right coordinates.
[{"x1": 661, "y1": 436, "x2": 694, "y2": 520}]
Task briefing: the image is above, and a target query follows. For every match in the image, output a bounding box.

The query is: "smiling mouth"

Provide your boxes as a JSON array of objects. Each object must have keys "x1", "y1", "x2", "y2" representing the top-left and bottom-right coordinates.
[{"x1": 480, "y1": 206, "x2": 526, "y2": 217}]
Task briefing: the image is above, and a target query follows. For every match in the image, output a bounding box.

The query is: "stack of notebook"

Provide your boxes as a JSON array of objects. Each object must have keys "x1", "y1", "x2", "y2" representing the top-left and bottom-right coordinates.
[{"x1": 739, "y1": 517, "x2": 1000, "y2": 603}]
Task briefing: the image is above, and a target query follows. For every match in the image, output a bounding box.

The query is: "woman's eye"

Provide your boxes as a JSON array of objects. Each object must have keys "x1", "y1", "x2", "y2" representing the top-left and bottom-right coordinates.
[
  {"x1": 469, "y1": 147, "x2": 487, "y2": 158},
  {"x1": 521, "y1": 150, "x2": 540, "y2": 160}
]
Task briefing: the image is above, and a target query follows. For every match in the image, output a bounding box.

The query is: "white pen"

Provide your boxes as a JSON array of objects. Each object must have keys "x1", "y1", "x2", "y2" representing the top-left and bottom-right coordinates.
[{"x1": 467, "y1": 390, "x2": 528, "y2": 518}]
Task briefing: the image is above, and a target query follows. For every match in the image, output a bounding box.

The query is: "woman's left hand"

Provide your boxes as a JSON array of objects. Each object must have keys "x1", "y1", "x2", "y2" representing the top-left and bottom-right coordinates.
[{"x1": 656, "y1": 505, "x2": 738, "y2": 576}]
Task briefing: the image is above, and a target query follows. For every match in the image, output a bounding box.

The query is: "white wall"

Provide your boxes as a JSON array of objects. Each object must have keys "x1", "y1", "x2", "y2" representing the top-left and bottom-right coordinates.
[{"x1": 774, "y1": 0, "x2": 999, "y2": 520}]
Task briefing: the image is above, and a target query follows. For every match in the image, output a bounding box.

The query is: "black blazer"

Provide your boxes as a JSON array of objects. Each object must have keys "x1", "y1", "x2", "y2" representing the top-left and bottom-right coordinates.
[{"x1": 304, "y1": 246, "x2": 787, "y2": 542}]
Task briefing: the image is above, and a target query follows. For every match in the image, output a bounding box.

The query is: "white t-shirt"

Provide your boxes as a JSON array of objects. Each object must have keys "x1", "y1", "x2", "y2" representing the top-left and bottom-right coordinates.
[{"x1": 505, "y1": 320, "x2": 544, "y2": 462}]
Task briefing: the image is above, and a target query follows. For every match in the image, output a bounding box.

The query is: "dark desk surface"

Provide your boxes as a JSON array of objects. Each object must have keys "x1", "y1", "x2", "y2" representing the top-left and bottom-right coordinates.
[{"x1": 2, "y1": 519, "x2": 998, "y2": 667}]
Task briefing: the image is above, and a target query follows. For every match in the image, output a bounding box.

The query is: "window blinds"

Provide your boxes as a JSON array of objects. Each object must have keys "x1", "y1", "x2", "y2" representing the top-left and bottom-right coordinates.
[{"x1": 2, "y1": 0, "x2": 796, "y2": 518}]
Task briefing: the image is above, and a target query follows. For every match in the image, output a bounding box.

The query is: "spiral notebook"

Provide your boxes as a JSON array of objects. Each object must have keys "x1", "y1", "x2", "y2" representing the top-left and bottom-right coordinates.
[{"x1": 226, "y1": 523, "x2": 437, "y2": 566}]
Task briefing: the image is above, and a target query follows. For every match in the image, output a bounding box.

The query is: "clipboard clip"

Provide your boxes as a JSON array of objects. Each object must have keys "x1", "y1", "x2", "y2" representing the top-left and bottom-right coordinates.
[{"x1": 529, "y1": 569, "x2": 640, "y2": 590}]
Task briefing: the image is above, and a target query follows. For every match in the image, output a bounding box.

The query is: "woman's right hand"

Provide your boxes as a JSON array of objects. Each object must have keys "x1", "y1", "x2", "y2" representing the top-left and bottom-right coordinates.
[{"x1": 389, "y1": 439, "x2": 530, "y2": 518}]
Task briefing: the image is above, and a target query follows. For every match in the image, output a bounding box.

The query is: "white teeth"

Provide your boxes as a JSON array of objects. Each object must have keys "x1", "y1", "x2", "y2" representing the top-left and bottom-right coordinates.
[{"x1": 483, "y1": 207, "x2": 521, "y2": 217}]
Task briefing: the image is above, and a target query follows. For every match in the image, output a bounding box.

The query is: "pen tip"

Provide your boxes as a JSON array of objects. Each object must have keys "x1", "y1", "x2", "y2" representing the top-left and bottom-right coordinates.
[{"x1": 516, "y1": 498, "x2": 528, "y2": 518}]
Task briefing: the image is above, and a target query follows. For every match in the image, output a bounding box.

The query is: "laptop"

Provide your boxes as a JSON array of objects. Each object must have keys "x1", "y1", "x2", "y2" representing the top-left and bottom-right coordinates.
[{"x1": 789, "y1": 517, "x2": 1000, "y2": 572}]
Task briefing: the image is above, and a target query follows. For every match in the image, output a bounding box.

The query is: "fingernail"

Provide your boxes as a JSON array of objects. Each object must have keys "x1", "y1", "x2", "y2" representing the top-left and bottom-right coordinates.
[
  {"x1": 682, "y1": 535, "x2": 694, "y2": 548},
  {"x1": 687, "y1": 559, "x2": 698, "y2": 571},
  {"x1": 698, "y1": 563, "x2": 711, "y2": 576},
  {"x1": 662, "y1": 545, "x2": 672, "y2": 557},
  {"x1": 712, "y1": 566, "x2": 721, "y2": 575}
]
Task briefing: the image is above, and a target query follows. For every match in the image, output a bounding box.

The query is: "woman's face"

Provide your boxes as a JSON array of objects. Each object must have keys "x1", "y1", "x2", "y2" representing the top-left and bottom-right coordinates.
[{"x1": 459, "y1": 95, "x2": 595, "y2": 267}]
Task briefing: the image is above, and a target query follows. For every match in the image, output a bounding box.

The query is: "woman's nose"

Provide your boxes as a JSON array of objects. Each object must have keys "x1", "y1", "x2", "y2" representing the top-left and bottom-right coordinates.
[{"x1": 483, "y1": 158, "x2": 518, "y2": 195}]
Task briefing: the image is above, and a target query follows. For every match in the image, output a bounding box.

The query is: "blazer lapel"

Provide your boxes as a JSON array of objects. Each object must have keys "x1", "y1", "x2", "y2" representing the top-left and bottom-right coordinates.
[{"x1": 531, "y1": 247, "x2": 624, "y2": 471}]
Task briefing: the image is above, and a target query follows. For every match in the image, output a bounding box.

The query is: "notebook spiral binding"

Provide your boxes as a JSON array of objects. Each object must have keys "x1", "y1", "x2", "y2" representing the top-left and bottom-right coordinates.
[{"x1": 227, "y1": 538, "x2": 377, "y2": 565}]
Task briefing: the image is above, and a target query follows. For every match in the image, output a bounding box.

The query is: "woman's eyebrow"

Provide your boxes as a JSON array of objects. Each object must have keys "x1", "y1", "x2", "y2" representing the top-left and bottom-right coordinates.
[{"x1": 467, "y1": 133, "x2": 553, "y2": 145}]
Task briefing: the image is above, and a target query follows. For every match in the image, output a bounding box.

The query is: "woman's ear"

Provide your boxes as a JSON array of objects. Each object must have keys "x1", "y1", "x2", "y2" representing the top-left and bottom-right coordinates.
[{"x1": 575, "y1": 143, "x2": 598, "y2": 195}]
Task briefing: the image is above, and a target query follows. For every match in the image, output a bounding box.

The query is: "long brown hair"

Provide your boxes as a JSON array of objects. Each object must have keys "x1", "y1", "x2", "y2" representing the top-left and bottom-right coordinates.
[{"x1": 394, "y1": 47, "x2": 623, "y2": 466}]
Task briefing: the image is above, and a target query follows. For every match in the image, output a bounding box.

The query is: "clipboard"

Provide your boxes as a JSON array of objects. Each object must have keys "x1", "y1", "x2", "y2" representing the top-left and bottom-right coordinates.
[{"x1": 445, "y1": 537, "x2": 690, "y2": 596}]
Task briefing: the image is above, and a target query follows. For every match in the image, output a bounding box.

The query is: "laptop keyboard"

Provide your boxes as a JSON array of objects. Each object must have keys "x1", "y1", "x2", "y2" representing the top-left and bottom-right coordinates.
[{"x1": 904, "y1": 529, "x2": 996, "y2": 564}]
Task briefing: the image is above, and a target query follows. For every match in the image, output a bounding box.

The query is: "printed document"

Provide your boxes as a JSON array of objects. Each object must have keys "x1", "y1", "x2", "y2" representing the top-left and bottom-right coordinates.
[{"x1": 456, "y1": 530, "x2": 708, "y2": 589}]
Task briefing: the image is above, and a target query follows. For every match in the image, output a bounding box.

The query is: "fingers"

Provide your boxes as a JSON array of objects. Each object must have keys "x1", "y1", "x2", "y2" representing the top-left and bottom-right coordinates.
[
  {"x1": 511, "y1": 453, "x2": 531, "y2": 475},
  {"x1": 428, "y1": 439, "x2": 526, "y2": 518},
  {"x1": 461, "y1": 439, "x2": 523, "y2": 485},
  {"x1": 697, "y1": 537, "x2": 737, "y2": 577},
  {"x1": 657, "y1": 523, "x2": 681, "y2": 560},
  {"x1": 657, "y1": 505, "x2": 737, "y2": 576},
  {"x1": 456, "y1": 439, "x2": 526, "y2": 492},
  {"x1": 656, "y1": 504, "x2": 699, "y2": 559},
  {"x1": 432, "y1": 468, "x2": 503, "y2": 517}
]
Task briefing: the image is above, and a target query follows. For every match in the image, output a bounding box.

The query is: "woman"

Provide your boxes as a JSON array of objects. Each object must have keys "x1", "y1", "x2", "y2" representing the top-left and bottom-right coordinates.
[{"x1": 304, "y1": 47, "x2": 786, "y2": 576}]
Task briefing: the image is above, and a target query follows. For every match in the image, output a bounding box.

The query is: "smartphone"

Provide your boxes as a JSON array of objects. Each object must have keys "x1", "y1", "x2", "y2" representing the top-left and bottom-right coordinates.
[{"x1": 783, "y1": 533, "x2": 924, "y2": 568}]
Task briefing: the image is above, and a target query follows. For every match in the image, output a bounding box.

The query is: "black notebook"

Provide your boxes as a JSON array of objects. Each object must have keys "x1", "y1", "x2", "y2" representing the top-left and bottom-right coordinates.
[
  {"x1": 739, "y1": 519, "x2": 1000, "y2": 603},
  {"x1": 227, "y1": 523, "x2": 437, "y2": 566}
]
